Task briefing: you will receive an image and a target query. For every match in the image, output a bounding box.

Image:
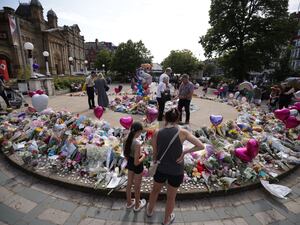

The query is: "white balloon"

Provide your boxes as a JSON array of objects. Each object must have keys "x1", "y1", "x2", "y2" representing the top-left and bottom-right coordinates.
[
  {"x1": 31, "y1": 94, "x2": 48, "y2": 112},
  {"x1": 290, "y1": 109, "x2": 299, "y2": 117},
  {"x1": 295, "y1": 91, "x2": 300, "y2": 100}
]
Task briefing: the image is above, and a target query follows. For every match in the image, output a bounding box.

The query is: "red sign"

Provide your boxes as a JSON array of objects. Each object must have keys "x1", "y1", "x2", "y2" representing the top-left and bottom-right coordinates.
[{"x1": 0, "y1": 59, "x2": 9, "y2": 81}]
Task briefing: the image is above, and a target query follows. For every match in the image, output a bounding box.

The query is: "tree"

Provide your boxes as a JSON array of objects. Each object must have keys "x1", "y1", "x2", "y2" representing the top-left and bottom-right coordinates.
[
  {"x1": 94, "y1": 49, "x2": 113, "y2": 72},
  {"x1": 161, "y1": 49, "x2": 200, "y2": 74},
  {"x1": 111, "y1": 40, "x2": 153, "y2": 77},
  {"x1": 272, "y1": 45, "x2": 294, "y2": 81},
  {"x1": 200, "y1": 0, "x2": 297, "y2": 81}
]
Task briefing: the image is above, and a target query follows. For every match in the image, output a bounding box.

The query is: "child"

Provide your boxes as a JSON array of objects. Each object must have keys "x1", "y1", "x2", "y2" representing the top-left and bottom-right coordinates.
[
  {"x1": 269, "y1": 86, "x2": 280, "y2": 111},
  {"x1": 124, "y1": 122, "x2": 146, "y2": 211},
  {"x1": 202, "y1": 82, "x2": 208, "y2": 97}
]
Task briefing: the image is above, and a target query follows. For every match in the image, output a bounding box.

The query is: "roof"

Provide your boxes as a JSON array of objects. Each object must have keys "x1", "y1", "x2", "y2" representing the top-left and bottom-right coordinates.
[
  {"x1": 47, "y1": 9, "x2": 57, "y2": 18},
  {"x1": 30, "y1": 0, "x2": 43, "y2": 8},
  {"x1": 15, "y1": 3, "x2": 31, "y2": 19}
]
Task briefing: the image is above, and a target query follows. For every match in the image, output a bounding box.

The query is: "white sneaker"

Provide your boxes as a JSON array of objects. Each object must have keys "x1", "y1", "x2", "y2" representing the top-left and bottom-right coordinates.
[{"x1": 133, "y1": 199, "x2": 146, "y2": 212}]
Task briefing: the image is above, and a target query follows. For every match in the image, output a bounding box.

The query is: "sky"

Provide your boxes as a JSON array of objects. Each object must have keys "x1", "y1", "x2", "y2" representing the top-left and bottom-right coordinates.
[{"x1": 1, "y1": 0, "x2": 300, "y2": 63}]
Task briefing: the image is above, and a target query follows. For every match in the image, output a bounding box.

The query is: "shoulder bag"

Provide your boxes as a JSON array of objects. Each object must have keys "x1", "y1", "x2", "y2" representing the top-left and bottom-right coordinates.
[{"x1": 148, "y1": 129, "x2": 180, "y2": 177}]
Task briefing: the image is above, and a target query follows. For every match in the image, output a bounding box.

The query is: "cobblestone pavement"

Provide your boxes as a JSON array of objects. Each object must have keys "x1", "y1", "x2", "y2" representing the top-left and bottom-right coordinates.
[{"x1": 0, "y1": 153, "x2": 300, "y2": 225}]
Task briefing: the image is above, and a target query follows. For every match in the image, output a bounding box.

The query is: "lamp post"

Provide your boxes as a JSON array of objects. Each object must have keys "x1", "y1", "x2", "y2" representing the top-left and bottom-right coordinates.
[
  {"x1": 68, "y1": 57, "x2": 73, "y2": 75},
  {"x1": 102, "y1": 64, "x2": 105, "y2": 75},
  {"x1": 24, "y1": 42, "x2": 34, "y2": 78},
  {"x1": 84, "y1": 60, "x2": 88, "y2": 74},
  {"x1": 43, "y1": 51, "x2": 50, "y2": 76}
]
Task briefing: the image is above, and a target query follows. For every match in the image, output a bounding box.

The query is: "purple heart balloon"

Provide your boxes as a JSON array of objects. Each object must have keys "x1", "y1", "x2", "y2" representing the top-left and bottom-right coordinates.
[{"x1": 210, "y1": 115, "x2": 223, "y2": 126}]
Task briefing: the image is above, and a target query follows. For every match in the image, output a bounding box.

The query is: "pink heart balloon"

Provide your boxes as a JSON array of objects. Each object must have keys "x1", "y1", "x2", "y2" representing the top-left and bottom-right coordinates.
[
  {"x1": 28, "y1": 91, "x2": 37, "y2": 97},
  {"x1": 36, "y1": 89, "x2": 45, "y2": 95},
  {"x1": 246, "y1": 139, "x2": 259, "y2": 158},
  {"x1": 94, "y1": 106, "x2": 104, "y2": 119},
  {"x1": 274, "y1": 108, "x2": 290, "y2": 121},
  {"x1": 234, "y1": 147, "x2": 252, "y2": 163},
  {"x1": 284, "y1": 116, "x2": 300, "y2": 129},
  {"x1": 146, "y1": 107, "x2": 158, "y2": 123},
  {"x1": 294, "y1": 102, "x2": 300, "y2": 111},
  {"x1": 120, "y1": 116, "x2": 133, "y2": 129}
]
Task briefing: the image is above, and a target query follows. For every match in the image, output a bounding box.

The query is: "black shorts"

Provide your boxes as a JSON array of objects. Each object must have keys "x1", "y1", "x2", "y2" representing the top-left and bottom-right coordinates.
[
  {"x1": 154, "y1": 170, "x2": 184, "y2": 188},
  {"x1": 126, "y1": 157, "x2": 143, "y2": 174}
]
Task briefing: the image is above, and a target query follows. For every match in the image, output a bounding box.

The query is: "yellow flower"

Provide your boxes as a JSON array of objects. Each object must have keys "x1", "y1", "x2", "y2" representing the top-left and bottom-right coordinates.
[{"x1": 35, "y1": 128, "x2": 42, "y2": 132}]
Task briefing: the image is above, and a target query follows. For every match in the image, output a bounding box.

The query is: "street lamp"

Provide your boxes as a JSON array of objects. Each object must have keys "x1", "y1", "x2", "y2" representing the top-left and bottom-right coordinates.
[
  {"x1": 68, "y1": 56, "x2": 73, "y2": 75},
  {"x1": 84, "y1": 60, "x2": 88, "y2": 74},
  {"x1": 24, "y1": 42, "x2": 35, "y2": 78},
  {"x1": 102, "y1": 64, "x2": 105, "y2": 74},
  {"x1": 43, "y1": 51, "x2": 51, "y2": 76}
]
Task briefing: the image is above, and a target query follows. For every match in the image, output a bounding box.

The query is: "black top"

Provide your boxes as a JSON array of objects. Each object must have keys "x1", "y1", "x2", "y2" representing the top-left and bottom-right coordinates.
[{"x1": 157, "y1": 127, "x2": 183, "y2": 175}]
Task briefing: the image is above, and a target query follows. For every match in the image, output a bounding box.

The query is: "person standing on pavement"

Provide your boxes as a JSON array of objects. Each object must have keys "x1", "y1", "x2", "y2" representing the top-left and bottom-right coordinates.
[
  {"x1": 0, "y1": 75, "x2": 10, "y2": 109},
  {"x1": 252, "y1": 85, "x2": 262, "y2": 106},
  {"x1": 147, "y1": 108, "x2": 204, "y2": 225},
  {"x1": 124, "y1": 122, "x2": 146, "y2": 212},
  {"x1": 94, "y1": 73, "x2": 109, "y2": 108},
  {"x1": 177, "y1": 74, "x2": 194, "y2": 125},
  {"x1": 159, "y1": 67, "x2": 172, "y2": 84},
  {"x1": 157, "y1": 77, "x2": 170, "y2": 122},
  {"x1": 85, "y1": 71, "x2": 96, "y2": 109}
]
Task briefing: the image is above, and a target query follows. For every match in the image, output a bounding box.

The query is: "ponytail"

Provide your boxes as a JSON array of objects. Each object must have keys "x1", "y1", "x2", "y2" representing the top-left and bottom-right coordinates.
[{"x1": 123, "y1": 122, "x2": 143, "y2": 158}]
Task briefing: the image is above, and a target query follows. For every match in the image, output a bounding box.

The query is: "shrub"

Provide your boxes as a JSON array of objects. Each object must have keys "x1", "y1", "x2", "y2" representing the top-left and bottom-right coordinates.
[{"x1": 53, "y1": 76, "x2": 86, "y2": 90}]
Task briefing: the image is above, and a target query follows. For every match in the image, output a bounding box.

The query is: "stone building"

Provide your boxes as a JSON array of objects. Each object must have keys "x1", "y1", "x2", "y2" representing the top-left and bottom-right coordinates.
[
  {"x1": 0, "y1": 0, "x2": 85, "y2": 79},
  {"x1": 85, "y1": 38, "x2": 117, "y2": 70}
]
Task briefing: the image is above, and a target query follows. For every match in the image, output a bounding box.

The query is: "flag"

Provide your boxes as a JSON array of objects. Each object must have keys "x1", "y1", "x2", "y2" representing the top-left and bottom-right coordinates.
[{"x1": 8, "y1": 14, "x2": 18, "y2": 46}]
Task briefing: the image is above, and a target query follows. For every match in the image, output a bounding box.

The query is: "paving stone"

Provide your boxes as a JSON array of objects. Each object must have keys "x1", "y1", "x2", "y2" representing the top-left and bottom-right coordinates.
[
  {"x1": 38, "y1": 208, "x2": 70, "y2": 225},
  {"x1": 78, "y1": 218, "x2": 106, "y2": 225},
  {"x1": 254, "y1": 209, "x2": 285, "y2": 225},
  {"x1": 268, "y1": 219, "x2": 295, "y2": 225},
  {"x1": 111, "y1": 199, "x2": 125, "y2": 210},
  {"x1": 50, "y1": 198, "x2": 78, "y2": 212},
  {"x1": 182, "y1": 210, "x2": 211, "y2": 222},
  {"x1": 64, "y1": 205, "x2": 88, "y2": 225},
  {"x1": 222, "y1": 219, "x2": 236, "y2": 225},
  {"x1": 0, "y1": 171, "x2": 9, "y2": 185},
  {"x1": 30, "y1": 182, "x2": 58, "y2": 195},
  {"x1": 3, "y1": 194, "x2": 37, "y2": 213},
  {"x1": 0, "y1": 222, "x2": 8, "y2": 225},
  {"x1": 245, "y1": 199, "x2": 272, "y2": 214},
  {"x1": 0, "y1": 203, "x2": 25, "y2": 224},
  {"x1": 284, "y1": 201, "x2": 300, "y2": 214},
  {"x1": 18, "y1": 187, "x2": 48, "y2": 203},
  {"x1": 0, "y1": 186, "x2": 14, "y2": 202},
  {"x1": 243, "y1": 215, "x2": 263, "y2": 225},
  {"x1": 15, "y1": 218, "x2": 56, "y2": 225},
  {"x1": 4, "y1": 179, "x2": 26, "y2": 193},
  {"x1": 232, "y1": 217, "x2": 249, "y2": 225},
  {"x1": 21, "y1": 196, "x2": 57, "y2": 223},
  {"x1": 202, "y1": 220, "x2": 224, "y2": 225}
]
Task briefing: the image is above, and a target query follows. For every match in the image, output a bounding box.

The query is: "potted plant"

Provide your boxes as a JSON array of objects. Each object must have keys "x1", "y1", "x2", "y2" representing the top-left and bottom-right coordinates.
[{"x1": 17, "y1": 66, "x2": 31, "y2": 94}]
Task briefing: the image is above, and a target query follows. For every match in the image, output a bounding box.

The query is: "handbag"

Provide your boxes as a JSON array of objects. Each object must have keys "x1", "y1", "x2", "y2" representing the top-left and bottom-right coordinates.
[
  {"x1": 161, "y1": 89, "x2": 171, "y2": 102},
  {"x1": 148, "y1": 129, "x2": 180, "y2": 177}
]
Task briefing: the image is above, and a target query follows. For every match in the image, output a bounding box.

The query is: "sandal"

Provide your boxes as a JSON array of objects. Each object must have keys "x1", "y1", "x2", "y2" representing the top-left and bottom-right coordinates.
[
  {"x1": 162, "y1": 213, "x2": 175, "y2": 225},
  {"x1": 146, "y1": 203, "x2": 153, "y2": 217},
  {"x1": 126, "y1": 199, "x2": 135, "y2": 209},
  {"x1": 133, "y1": 199, "x2": 146, "y2": 212}
]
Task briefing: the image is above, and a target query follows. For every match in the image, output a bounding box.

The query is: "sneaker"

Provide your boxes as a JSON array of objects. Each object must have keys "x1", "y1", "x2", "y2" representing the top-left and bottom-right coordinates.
[
  {"x1": 126, "y1": 199, "x2": 135, "y2": 209},
  {"x1": 146, "y1": 203, "x2": 153, "y2": 217},
  {"x1": 162, "y1": 213, "x2": 175, "y2": 225},
  {"x1": 133, "y1": 199, "x2": 146, "y2": 212}
]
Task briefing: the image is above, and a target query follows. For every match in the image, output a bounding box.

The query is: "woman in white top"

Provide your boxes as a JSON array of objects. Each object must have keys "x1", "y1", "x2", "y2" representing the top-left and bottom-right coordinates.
[{"x1": 157, "y1": 77, "x2": 169, "y2": 121}]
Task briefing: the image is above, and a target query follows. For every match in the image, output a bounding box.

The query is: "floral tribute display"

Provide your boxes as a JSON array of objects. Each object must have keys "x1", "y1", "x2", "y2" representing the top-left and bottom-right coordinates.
[{"x1": 0, "y1": 100, "x2": 299, "y2": 195}]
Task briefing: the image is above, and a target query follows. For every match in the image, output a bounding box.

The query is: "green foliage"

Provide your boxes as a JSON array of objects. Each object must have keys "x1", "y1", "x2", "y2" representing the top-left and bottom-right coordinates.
[
  {"x1": 272, "y1": 46, "x2": 294, "y2": 82},
  {"x1": 94, "y1": 49, "x2": 113, "y2": 71},
  {"x1": 111, "y1": 40, "x2": 153, "y2": 78},
  {"x1": 53, "y1": 76, "x2": 86, "y2": 90},
  {"x1": 200, "y1": 0, "x2": 297, "y2": 81},
  {"x1": 24, "y1": 65, "x2": 31, "y2": 80},
  {"x1": 203, "y1": 63, "x2": 217, "y2": 76},
  {"x1": 161, "y1": 49, "x2": 200, "y2": 74}
]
